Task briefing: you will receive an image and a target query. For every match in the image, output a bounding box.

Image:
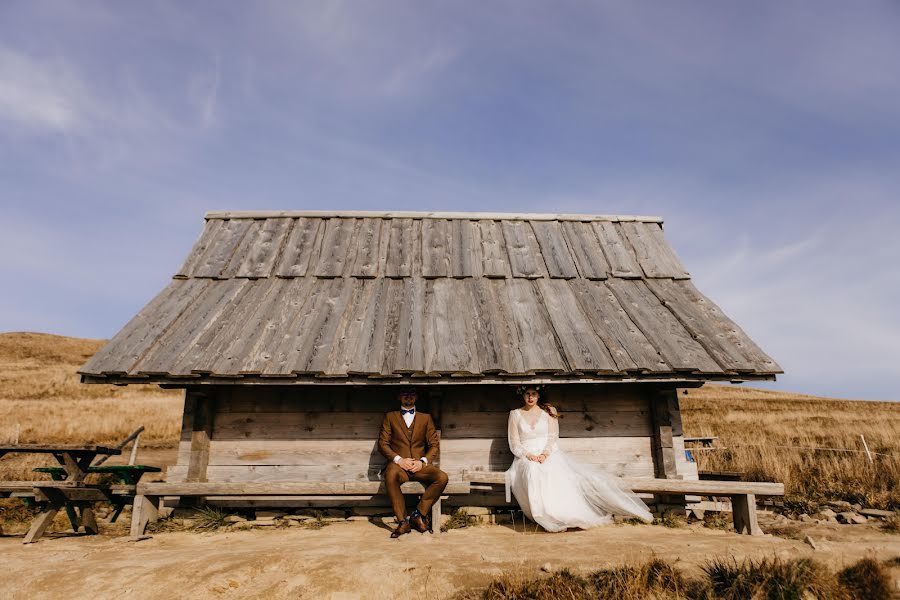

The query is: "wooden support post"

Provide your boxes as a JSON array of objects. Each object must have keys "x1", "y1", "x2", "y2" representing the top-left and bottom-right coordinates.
[
  {"x1": 732, "y1": 493, "x2": 762, "y2": 536},
  {"x1": 23, "y1": 488, "x2": 65, "y2": 544},
  {"x1": 649, "y1": 387, "x2": 682, "y2": 516},
  {"x1": 23, "y1": 506, "x2": 60, "y2": 544},
  {"x1": 79, "y1": 503, "x2": 99, "y2": 535},
  {"x1": 431, "y1": 497, "x2": 441, "y2": 537},
  {"x1": 130, "y1": 494, "x2": 161, "y2": 537},
  {"x1": 186, "y1": 390, "x2": 215, "y2": 483},
  {"x1": 649, "y1": 388, "x2": 680, "y2": 479}
]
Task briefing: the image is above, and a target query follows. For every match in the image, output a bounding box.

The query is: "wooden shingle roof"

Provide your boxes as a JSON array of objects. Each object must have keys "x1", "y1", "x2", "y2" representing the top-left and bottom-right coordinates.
[{"x1": 80, "y1": 211, "x2": 781, "y2": 384}]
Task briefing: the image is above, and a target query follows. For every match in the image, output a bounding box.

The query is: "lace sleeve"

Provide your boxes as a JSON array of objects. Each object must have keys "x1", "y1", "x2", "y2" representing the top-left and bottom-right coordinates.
[
  {"x1": 507, "y1": 410, "x2": 527, "y2": 458},
  {"x1": 541, "y1": 411, "x2": 559, "y2": 456}
]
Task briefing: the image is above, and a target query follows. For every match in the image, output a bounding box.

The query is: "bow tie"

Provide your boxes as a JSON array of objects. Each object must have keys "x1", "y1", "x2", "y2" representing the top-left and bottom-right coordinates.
[{"x1": 401, "y1": 408, "x2": 415, "y2": 415}]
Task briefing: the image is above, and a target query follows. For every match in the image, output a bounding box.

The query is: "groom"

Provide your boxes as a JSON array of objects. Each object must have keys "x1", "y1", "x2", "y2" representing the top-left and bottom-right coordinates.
[{"x1": 378, "y1": 388, "x2": 448, "y2": 538}]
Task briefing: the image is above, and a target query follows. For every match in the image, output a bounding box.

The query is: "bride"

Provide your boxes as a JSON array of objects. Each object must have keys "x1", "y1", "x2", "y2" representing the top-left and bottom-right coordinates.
[{"x1": 505, "y1": 386, "x2": 654, "y2": 531}]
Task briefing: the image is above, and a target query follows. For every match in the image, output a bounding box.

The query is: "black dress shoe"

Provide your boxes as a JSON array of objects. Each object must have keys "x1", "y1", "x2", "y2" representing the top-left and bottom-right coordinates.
[
  {"x1": 390, "y1": 520, "x2": 411, "y2": 538},
  {"x1": 410, "y1": 513, "x2": 430, "y2": 533}
]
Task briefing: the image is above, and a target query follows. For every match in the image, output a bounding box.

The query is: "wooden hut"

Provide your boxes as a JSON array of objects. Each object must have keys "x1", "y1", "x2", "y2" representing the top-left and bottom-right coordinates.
[{"x1": 80, "y1": 210, "x2": 781, "y2": 525}]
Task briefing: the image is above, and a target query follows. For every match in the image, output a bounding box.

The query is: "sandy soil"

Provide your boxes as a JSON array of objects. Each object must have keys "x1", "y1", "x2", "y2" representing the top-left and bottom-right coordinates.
[{"x1": 1, "y1": 517, "x2": 898, "y2": 600}]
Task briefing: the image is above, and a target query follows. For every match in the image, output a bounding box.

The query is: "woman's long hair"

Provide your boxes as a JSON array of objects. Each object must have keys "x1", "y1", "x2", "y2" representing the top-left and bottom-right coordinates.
[{"x1": 517, "y1": 386, "x2": 561, "y2": 419}]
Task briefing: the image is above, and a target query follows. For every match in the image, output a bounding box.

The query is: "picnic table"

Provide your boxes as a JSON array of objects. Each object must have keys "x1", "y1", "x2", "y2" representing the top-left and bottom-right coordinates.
[
  {"x1": 683, "y1": 436, "x2": 719, "y2": 447},
  {"x1": 0, "y1": 444, "x2": 135, "y2": 543}
]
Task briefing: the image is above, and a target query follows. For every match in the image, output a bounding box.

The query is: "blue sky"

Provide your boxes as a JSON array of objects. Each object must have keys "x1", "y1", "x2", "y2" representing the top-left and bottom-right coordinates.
[{"x1": 1, "y1": 2, "x2": 898, "y2": 400}]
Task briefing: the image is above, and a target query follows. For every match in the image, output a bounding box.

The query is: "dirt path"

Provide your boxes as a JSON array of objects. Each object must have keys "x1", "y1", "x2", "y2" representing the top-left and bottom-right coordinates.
[{"x1": 2, "y1": 519, "x2": 898, "y2": 600}]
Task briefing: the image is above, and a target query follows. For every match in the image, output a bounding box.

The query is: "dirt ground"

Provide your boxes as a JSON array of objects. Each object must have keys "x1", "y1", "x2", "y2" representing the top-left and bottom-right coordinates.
[{"x1": 1, "y1": 516, "x2": 898, "y2": 600}]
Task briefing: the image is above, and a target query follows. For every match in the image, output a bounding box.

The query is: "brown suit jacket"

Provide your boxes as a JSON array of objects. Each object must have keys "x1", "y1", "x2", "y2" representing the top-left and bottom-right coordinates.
[{"x1": 378, "y1": 410, "x2": 439, "y2": 464}]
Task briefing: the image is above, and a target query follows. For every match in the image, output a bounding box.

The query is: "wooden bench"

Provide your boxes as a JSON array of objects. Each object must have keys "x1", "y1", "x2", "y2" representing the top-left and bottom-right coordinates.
[
  {"x1": 130, "y1": 481, "x2": 471, "y2": 538},
  {"x1": 463, "y1": 472, "x2": 783, "y2": 536}
]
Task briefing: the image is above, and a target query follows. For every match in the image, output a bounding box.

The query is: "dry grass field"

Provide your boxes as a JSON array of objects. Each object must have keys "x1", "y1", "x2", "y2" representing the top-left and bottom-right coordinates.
[
  {"x1": 1, "y1": 331, "x2": 898, "y2": 512},
  {"x1": 0, "y1": 332, "x2": 182, "y2": 479},
  {"x1": 680, "y1": 386, "x2": 900, "y2": 510}
]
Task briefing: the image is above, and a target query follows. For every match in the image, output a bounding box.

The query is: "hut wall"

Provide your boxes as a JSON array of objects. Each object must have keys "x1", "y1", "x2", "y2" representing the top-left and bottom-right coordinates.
[{"x1": 167, "y1": 384, "x2": 697, "y2": 489}]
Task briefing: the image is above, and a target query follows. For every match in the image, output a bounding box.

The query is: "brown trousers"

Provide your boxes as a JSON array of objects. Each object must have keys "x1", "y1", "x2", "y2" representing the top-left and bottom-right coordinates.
[{"x1": 384, "y1": 462, "x2": 449, "y2": 522}]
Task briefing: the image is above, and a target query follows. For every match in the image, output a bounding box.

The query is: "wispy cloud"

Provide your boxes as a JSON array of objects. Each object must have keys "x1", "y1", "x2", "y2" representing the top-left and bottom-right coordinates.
[{"x1": 0, "y1": 47, "x2": 92, "y2": 133}]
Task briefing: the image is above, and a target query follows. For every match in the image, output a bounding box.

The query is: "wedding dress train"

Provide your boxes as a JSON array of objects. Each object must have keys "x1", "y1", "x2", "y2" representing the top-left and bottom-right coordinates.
[{"x1": 505, "y1": 407, "x2": 654, "y2": 532}]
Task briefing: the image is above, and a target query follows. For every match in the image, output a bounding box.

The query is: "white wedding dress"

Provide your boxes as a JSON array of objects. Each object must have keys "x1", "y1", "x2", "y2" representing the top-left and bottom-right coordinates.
[{"x1": 505, "y1": 408, "x2": 654, "y2": 531}]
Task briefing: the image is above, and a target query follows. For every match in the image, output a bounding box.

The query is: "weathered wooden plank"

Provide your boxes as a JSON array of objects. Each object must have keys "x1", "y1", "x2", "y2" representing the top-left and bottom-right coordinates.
[
  {"x1": 463, "y1": 472, "x2": 784, "y2": 496},
  {"x1": 219, "y1": 219, "x2": 262, "y2": 278},
  {"x1": 377, "y1": 279, "x2": 405, "y2": 375},
  {"x1": 176, "y1": 219, "x2": 222, "y2": 278},
  {"x1": 441, "y1": 411, "x2": 651, "y2": 438},
  {"x1": 239, "y1": 278, "x2": 317, "y2": 374},
  {"x1": 351, "y1": 218, "x2": 383, "y2": 278},
  {"x1": 503, "y1": 280, "x2": 566, "y2": 372},
  {"x1": 646, "y1": 279, "x2": 781, "y2": 373},
  {"x1": 622, "y1": 222, "x2": 689, "y2": 279},
  {"x1": 213, "y1": 412, "x2": 385, "y2": 440},
  {"x1": 81, "y1": 279, "x2": 209, "y2": 375},
  {"x1": 535, "y1": 279, "x2": 617, "y2": 372},
  {"x1": 450, "y1": 220, "x2": 478, "y2": 277},
  {"x1": 221, "y1": 387, "x2": 406, "y2": 414},
  {"x1": 186, "y1": 391, "x2": 215, "y2": 482},
  {"x1": 325, "y1": 279, "x2": 388, "y2": 375},
  {"x1": 207, "y1": 210, "x2": 664, "y2": 223},
  {"x1": 606, "y1": 279, "x2": 723, "y2": 373},
  {"x1": 207, "y1": 279, "x2": 298, "y2": 375},
  {"x1": 390, "y1": 278, "x2": 426, "y2": 372},
  {"x1": 423, "y1": 279, "x2": 479, "y2": 374},
  {"x1": 384, "y1": 218, "x2": 416, "y2": 278},
  {"x1": 275, "y1": 218, "x2": 322, "y2": 277},
  {"x1": 207, "y1": 439, "x2": 383, "y2": 466},
  {"x1": 193, "y1": 219, "x2": 253, "y2": 278},
  {"x1": 592, "y1": 221, "x2": 642, "y2": 278},
  {"x1": 649, "y1": 389, "x2": 678, "y2": 478},
  {"x1": 265, "y1": 278, "x2": 334, "y2": 375},
  {"x1": 314, "y1": 218, "x2": 357, "y2": 277},
  {"x1": 236, "y1": 218, "x2": 292, "y2": 278},
  {"x1": 165, "y1": 281, "x2": 255, "y2": 375},
  {"x1": 139, "y1": 481, "x2": 471, "y2": 495},
  {"x1": 502, "y1": 221, "x2": 546, "y2": 278},
  {"x1": 530, "y1": 221, "x2": 579, "y2": 278},
  {"x1": 568, "y1": 280, "x2": 670, "y2": 372},
  {"x1": 133, "y1": 279, "x2": 246, "y2": 375},
  {"x1": 294, "y1": 278, "x2": 356, "y2": 374},
  {"x1": 561, "y1": 221, "x2": 609, "y2": 280},
  {"x1": 186, "y1": 281, "x2": 273, "y2": 373},
  {"x1": 440, "y1": 389, "x2": 649, "y2": 413},
  {"x1": 421, "y1": 219, "x2": 451, "y2": 278},
  {"x1": 466, "y1": 278, "x2": 522, "y2": 373},
  {"x1": 479, "y1": 220, "x2": 510, "y2": 278}
]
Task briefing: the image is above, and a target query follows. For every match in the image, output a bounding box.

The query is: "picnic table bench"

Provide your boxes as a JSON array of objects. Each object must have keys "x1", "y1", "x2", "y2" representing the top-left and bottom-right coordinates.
[
  {"x1": 0, "y1": 444, "x2": 125, "y2": 543},
  {"x1": 33, "y1": 465, "x2": 162, "y2": 524},
  {"x1": 463, "y1": 471, "x2": 783, "y2": 536},
  {"x1": 130, "y1": 480, "x2": 471, "y2": 538}
]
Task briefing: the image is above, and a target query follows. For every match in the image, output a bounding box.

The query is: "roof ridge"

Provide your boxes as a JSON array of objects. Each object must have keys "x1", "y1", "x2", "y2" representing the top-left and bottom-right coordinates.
[{"x1": 204, "y1": 210, "x2": 664, "y2": 223}]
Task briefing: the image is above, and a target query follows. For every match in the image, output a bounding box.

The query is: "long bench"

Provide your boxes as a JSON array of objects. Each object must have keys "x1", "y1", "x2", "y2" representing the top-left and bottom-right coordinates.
[
  {"x1": 130, "y1": 481, "x2": 471, "y2": 538},
  {"x1": 463, "y1": 471, "x2": 784, "y2": 536}
]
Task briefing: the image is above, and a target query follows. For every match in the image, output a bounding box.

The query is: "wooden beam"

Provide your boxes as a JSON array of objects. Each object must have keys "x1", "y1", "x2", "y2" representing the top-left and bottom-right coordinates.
[
  {"x1": 460, "y1": 471, "x2": 784, "y2": 496},
  {"x1": 649, "y1": 388, "x2": 679, "y2": 479},
  {"x1": 204, "y1": 211, "x2": 665, "y2": 224},
  {"x1": 137, "y1": 481, "x2": 471, "y2": 496},
  {"x1": 84, "y1": 373, "x2": 757, "y2": 386},
  {"x1": 185, "y1": 390, "x2": 215, "y2": 482}
]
